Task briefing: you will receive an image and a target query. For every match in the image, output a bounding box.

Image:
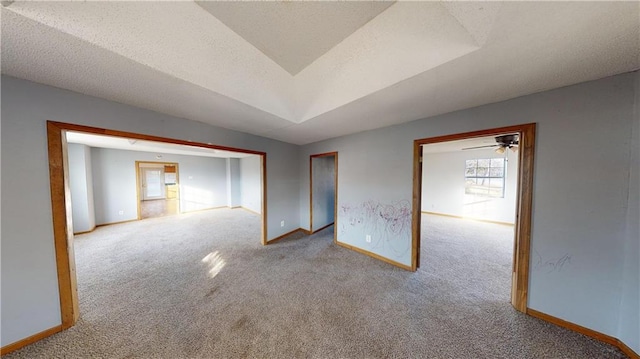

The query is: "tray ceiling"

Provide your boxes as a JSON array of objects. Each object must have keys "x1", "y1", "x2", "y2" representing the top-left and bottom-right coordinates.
[
  {"x1": 196, "y1": 1, "x2": 394, "y2": 75},
  {"x1": 2, "y1": 1, "x2": 638, "y2": 145}
]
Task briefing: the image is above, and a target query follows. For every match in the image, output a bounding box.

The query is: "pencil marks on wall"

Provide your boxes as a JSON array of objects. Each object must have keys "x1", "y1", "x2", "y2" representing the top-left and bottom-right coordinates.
[
  {"x1": 339, "y1": 199, "x2": 411, "y2": 258},
  {"x1": 533, "y1": 250, "x2": 572, "y2": 273}
]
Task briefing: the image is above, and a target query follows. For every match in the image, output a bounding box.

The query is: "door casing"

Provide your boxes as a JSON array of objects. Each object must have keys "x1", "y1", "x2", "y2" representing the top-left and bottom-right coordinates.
[
  {"x1": 412, "y1": 123, "x2": 536, "y2": 313},
  {"x1": 309, "y1": 152, "x2": 338, "y2": 239},
  {"x1": 46, "y1": 120, "x2": 268, "y2": 332}
]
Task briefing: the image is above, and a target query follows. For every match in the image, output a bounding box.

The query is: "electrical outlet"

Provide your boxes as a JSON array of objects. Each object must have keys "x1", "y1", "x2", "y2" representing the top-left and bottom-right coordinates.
[
  {"x1": 118, "y1": 210, "x2": 124, "y2": 215},
  {"x1": 366, "y1": 234, "x2": 372, "y2": 243},
  {"x1": 280, "y1": 220, "x2": 285, "y2": 227}
]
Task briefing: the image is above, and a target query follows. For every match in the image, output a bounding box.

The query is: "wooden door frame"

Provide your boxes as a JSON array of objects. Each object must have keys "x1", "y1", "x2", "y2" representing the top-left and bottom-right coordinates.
[
  {"x1": 135, "y1": 161, "x2": 180, "y2": 219},
  {"x1": 412, "y1": 123, "x2": 536, "y2": 313},
  {"x1": 47, "y1": 121, "x2": 268, "y2": 330},
  {"x1": 309, "y1": 152, "x2": 338, "y2": 242}
]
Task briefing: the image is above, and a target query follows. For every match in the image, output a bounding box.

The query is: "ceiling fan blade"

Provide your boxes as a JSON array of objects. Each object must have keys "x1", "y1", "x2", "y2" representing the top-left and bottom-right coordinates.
[{"x1": 462, "y1": 144, "x2": 498, "y2": 150}]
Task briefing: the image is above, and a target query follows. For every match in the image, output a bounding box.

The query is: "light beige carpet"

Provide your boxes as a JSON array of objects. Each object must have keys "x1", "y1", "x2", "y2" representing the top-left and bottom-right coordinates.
[{"x1": 4, "y1": 210, "x2": 626, "y2": 358}]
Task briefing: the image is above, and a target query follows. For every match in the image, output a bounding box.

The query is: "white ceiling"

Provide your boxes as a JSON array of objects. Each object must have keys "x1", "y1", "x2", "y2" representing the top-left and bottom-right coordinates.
[
  {"x1": 196, "y1": 1, "x2": 394, "y2": 75},
  {"x1": 2, "y1": 1, "x2": 639, "y2": 145},
  {"x1": 66, "y1": 132, "x2": 255, "y2": 159}
]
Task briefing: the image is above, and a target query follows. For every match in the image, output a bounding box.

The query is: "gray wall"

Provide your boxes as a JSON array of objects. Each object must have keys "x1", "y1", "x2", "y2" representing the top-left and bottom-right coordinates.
[
  {"x1": 91, "y1": 148, "x2": 228, "y2": 224},
  {"x1": 422, "y1": 148, "x2": 518, "y2": 223},
  {"x1": 299, "y1": 72, "x2": 638, "y2": 348},
  {"x1": 240, "y1": 156, "x2": 261, "y2": 214},
  {"x1": 0, "y1": 76, "x2": 300, "y2": 347},
  {"x1": 1, "y1": 72, "x2": 638, "y2": 353},
  {"x1": 311, "y1": 156, "x2": 336, "y2": 230},
  {"x1": 226, "y1": 158, "x2": 241, "y2": 208},
  {"x1": 617, "y1": 71, "x2": 639, "y2": 351},
  {"x1": 68, "y1": 144, "x2": 96, "y2": 233}
]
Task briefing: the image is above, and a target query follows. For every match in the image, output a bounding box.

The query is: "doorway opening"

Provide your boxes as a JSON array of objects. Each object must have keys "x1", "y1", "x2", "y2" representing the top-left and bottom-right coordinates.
[
  {"x1": 310, "y1": 152, "x2": 338, "y2": 240},
  {"x1": 136, "y1": 162, "x2": 180, "y2": 219},
  {"x1": 47, "y1": 121, "x2": 267, "y2": 330},
  {"x1": 412, "y1": 123, "x2": 536, "y2": 313}
]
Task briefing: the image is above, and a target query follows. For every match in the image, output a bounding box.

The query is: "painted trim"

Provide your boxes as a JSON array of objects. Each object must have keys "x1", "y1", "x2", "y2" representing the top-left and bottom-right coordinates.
[
  {"x1": 95, "y1": 219, "x2": 139, "y2": 227},
  {"x1": 237, "y1": 206, "x2": 261, "y2": 216},
  {"x1": 527, "y1": 309, "x2": 639, "y2": 359},
  {"x1": 96, "y1": 207, "x2": 228, "y2": 228},
  {"x1": 180, "y1": 205, "x2": 228, "y2": 215},
  {"x1": 413, "y1": 123, "x2": 536, "y2": 313},
  {"x1": 266, "y1": 228, "x2": 306, "y2": 244},
  {"x1": 77, "y1": 205, "x2": 255, "y2": 234},
  {"x1": 0, "y1": 325, "x2": 63, "y2": 355},
  {"x1": 73, "y1": 227, "x2": 96, "y2": 235},
  {"x1": 336, "y1": 241, "x2": 413, "y2": 271},
  {"x1": 421, "y1": 211, "x2": 514, "y2": 226},
  {"x1": 311, "y1": 222, "x2": 334, "y2": 234},
  {"x1": 309, "y1": 152, "x2": 338, "y2": 243}
]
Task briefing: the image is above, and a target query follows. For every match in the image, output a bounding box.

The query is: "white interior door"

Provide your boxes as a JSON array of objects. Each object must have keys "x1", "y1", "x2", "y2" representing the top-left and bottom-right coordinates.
[{"x1": 141, "y1": 168, "x2": 165, "y2": 200}]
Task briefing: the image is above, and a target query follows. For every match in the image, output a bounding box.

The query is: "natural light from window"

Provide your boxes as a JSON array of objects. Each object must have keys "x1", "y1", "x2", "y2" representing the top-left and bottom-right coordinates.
[
  {"x1": 465, "y1": 158, "x2": 505, "y2": 198},
  {"x1": 182, "y1": 186, "x2": 215, "y2": 212}
]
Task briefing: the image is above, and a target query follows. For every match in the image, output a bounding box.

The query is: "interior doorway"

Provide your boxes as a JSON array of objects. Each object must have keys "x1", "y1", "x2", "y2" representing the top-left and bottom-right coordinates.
[
  {"x1": 412, "y1": 123, "x2": 536, "y2": 313},
  {"x1": 141, "y1": 167, "x2": 165, "y2": 200},
  {"x1": 46, "y1": 121, "x2": 268, "y2": 331},
  {"x1": 310, "y1": 152, "x2": 338, "y2": 240},
  {"x1": 136, "y1": 162, "x2": 180, "y2": 219}
]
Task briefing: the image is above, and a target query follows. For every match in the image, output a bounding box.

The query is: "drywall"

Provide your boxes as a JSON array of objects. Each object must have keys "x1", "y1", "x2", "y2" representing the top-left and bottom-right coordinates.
[
  {"x1": 299, "y1": 72, "x2": 638, "y2": 343},
  {"x1": 91, "y1": 148, "x2": 227, "y2": 224},
  {"x1": 0, "y1": 75, "x2": 300, "y2": 347},
  {"x1": 422, "y1": 148, "x2": 518, "y2": 224},
  {"x1": 617, "y1": 71, "x2": 639, "y2": 353},
  {"x1": 226, "y1": 158, "x2": 241, "y2": 208},
  {"x1": 240, "y1": 156, "x2": 261, "y2": 214},
  {"x1": 311, "y1": 156, "x2": 336, "y2": 231},
  {"x1": 67, "y1": 143, "x2": 96, "y2": 233}
]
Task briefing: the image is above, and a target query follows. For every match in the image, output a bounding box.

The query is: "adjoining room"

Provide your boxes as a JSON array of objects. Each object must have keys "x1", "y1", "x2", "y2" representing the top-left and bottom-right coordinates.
[
  {"x1": 62, "y1": 129, "x2": 265, "y2": 333},
  {"x1": 310, "y1": 152, "x2": 337, "y2": 237},
  {"x1": 66, "y1": 131, "x2": 263, "y2": 233},
  {"x1": 420, "y1": 134, "x2": 519, "y2": 306}
]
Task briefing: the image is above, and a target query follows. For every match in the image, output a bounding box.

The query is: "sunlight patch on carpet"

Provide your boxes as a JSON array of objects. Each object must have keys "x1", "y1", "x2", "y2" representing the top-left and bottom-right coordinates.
[{"x1": 202, "y1": 251, "x2": 226, "y2": 278}]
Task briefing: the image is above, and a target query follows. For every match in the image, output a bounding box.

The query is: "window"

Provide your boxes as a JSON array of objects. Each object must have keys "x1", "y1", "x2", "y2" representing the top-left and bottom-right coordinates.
[{"x1": 465, "y1": 158, "x2": 505, "y2": 198}]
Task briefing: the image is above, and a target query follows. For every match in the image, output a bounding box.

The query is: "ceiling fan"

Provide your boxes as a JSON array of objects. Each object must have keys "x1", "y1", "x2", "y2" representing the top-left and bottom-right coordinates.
[{"x1": 462, "y1": 134, "x2": 519, "y2": 154}]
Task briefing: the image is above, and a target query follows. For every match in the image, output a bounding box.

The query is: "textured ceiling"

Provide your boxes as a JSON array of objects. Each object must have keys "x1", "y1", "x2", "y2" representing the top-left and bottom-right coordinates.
[
  {"x1": 2, "y1": 1, "x2": 639, "y2": 145},
  {"x1": 196, "y1": 1, "x2": 394, "y2": 75}
]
